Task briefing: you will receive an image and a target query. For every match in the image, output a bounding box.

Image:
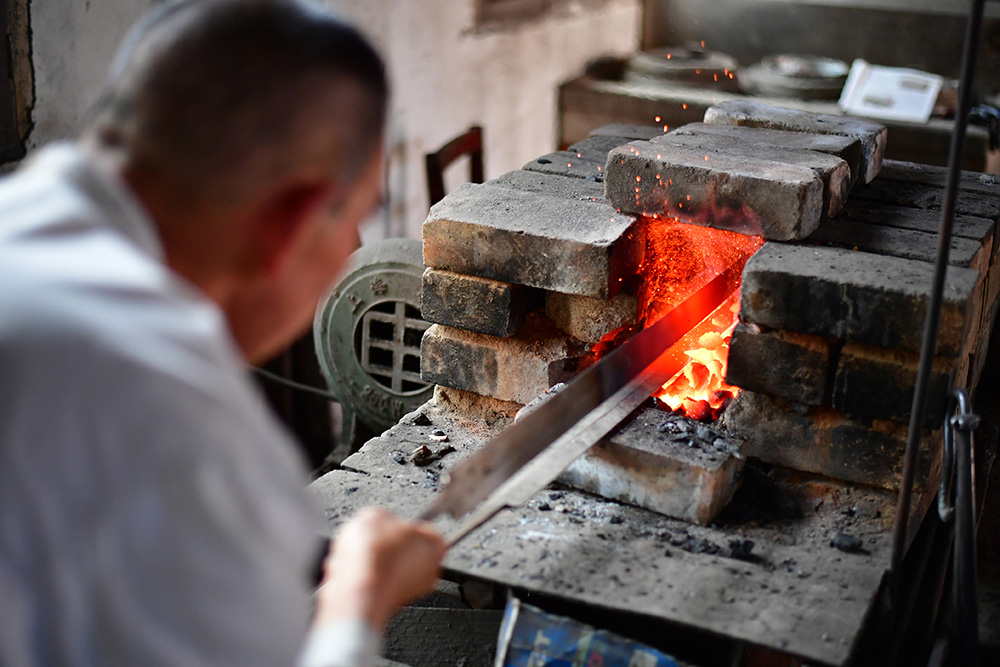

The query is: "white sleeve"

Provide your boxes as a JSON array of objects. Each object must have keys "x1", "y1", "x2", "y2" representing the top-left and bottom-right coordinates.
[{"x1": 299, "y1": 618, "x2": 382, "y2": 667}]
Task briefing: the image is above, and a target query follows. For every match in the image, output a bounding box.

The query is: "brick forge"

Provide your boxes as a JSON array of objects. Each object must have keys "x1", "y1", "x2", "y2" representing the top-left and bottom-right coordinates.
[{"x1": 417, "y1": 101, "x2": 1000, "y2": 529}]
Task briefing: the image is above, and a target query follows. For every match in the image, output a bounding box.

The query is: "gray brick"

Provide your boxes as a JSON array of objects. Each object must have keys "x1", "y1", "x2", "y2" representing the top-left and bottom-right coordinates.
[
  {"x1": 839, "y1": 200, "x2": 994, "y2": 246},
  {"x1": 486, "y1": 169, "x2": 604, "y2": 202},
  {"x1": 559, "y1": 408, "x2": 746, "y2": 525},
  {"x1": 740, "y1": 243, "x2": 978, "y2": 358},
  {"x1": 422, "y1": 182, "x2": 638, "y2": 299},
  {"x1": 877, "y1": 159, "x2": 1000, "y2": 198},
  {"x1": 671, "y1": 122, "x2": 864, "y2": 186},
  {"x1": 568, "y1": 136, "x2": 632, "y2": 164},
  {"x1": 524, "y1": 151, "x2": 604, "y2": 181},
  {"x1": 721, "y1": 390, "x2": 937, "y2": 490},
  {"x1": 420, "y1": 315, "x2": 587, "y2": 404},
  {"x1": 703, "y1": 100, "x2": 887, "y2": 183},
  {"x1": 833, "y1": 342, "x2": 952, "y2": 426},
  {"x1": 589, "y1": 123, "x2": 664, "y2": 141},
  {"x1": 725, "y1": 323, "x2": 832, "y2": 405},
  {"x1": 545, "y1": 291, "x2": 637, "y2": 343},
  {"x1": 421, "y1": 268, "x2": 534, "y2": 338},
  {"x1": 605, "y1": 140, "x2": 825, "y2": 241},
  {"x1": 650, "y1": 129, "x2": 852, "y2": 217},
  {"x1": 852, "y1": 178, "x2": 1000, "y2": 222},
  {"x1": 807, "y1": 219, "x2": 985, "y2": 270}
]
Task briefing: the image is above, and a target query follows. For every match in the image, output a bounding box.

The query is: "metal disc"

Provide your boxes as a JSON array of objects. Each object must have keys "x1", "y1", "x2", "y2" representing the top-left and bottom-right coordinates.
[{"x1": 313, "y1": 238, "x2": 433, "y2": 436}]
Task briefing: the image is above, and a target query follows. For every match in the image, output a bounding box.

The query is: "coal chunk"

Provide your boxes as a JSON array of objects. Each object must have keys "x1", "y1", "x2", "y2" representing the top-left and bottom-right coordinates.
[{"x1": 830, "y1": 532, "x2": 865, "y2": 554}]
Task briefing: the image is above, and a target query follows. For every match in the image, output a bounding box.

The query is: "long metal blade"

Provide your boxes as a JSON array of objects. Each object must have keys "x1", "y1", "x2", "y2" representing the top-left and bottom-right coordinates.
[
  {"x1": 421, "y1": 261, "x2": 742, "y2": 525},
  {"x1": 442, "y1": 349, "x2": 685, "y2": 546}
]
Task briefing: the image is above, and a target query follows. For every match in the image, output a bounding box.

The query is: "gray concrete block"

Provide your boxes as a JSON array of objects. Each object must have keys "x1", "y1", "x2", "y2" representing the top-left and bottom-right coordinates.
[
  {"x1": 703, "y1": 100, "x2": 887, "y2": 183},
  {"x1": 545, "y1": 291, "x2": 637, "y2": 343},
  {"x1": 807, "y1": 219, "x2": 986, "y2": 270},
  {"x1": 670, "y1": 122, "x2": 864, "y2": 186},
  {"x1": 559, "y1": 408, "x2": 746, "y2": 525},
  {"x1": 524, "y1": 151, "x2": 604, "y2": 181},
  {"x1": 651, "y1": 128, "x2": 852, "y2": 217},
  {"x1": 421, "y1": 268, "x2": 534, "y2": 338},
  {"x1": 833, "y1": 342, "x2": 952, "y2": 426},
  {"x1": 605, "y1": 140, "x2": 825, "y2": 241},
  {"x1": 384, "y1": 606, "x2": 502, "y2": 667},
  {"x1": 589, "y1": 123, "x2": 664, "y2": 141},
  {"x1": 725, "y1": 322, "x2": 832, "y2": 406},
  {"x1": 420, "y1": 315, "x2": 587, "y2": 404},
  {"x1": 487, "y1": 169, "x2": 605, "y2": 202},
  {"x1": 422, "y1": 182, "x2": 638, "y2": 299},
  {"x1": 740, "y1": 243, "x2": 979, "y2": 358},
  {"x1": 721, "y1": 390, "x2": 937, "y2": 490}
]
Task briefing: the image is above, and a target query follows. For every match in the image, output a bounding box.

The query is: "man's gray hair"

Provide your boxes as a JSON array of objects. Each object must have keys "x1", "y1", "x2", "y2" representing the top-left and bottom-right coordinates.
[{"x1": 88, "y1": 0, "x2": 388, "y2": 205}]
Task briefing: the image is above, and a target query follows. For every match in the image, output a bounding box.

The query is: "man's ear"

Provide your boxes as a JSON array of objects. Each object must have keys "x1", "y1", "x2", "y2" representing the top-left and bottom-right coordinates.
[{"x1": 249, "y1": 180, "x2": 337, "y2": 276}]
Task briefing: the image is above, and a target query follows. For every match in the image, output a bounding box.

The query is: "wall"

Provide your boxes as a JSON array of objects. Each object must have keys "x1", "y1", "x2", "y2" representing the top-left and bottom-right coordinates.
[{"x1": 28, "y1": 0, "x2": 642, "y2": 239}]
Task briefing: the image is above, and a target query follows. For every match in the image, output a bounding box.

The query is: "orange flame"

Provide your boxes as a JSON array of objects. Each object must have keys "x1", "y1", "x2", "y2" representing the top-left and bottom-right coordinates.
[
  {"x1": 653, "y1": 294, "x2": 742, "y2": 421},
  {"x1": 635, "y1": 217, "x2": 763, "y2": 420}
]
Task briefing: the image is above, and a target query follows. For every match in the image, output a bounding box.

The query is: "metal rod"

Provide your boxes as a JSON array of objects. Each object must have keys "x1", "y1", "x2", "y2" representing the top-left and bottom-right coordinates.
[
  {"x1": 951, "y1": 390, "x2": 979, "y2": 667},
  {"x1": 890, "y1": 0, "x2": 987, "y2": 583}
]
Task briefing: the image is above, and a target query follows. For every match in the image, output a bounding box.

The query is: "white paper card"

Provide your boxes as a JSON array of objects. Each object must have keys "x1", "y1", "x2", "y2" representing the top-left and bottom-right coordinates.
[{"x1": 838, "y1": 58, "x2": 943, "y2": 123}]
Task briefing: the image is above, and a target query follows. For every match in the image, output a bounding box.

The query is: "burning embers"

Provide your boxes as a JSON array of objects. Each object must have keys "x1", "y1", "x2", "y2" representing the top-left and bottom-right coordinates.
[{"x1": 635, "y1": 217, "x2": 763, "y2": 419}]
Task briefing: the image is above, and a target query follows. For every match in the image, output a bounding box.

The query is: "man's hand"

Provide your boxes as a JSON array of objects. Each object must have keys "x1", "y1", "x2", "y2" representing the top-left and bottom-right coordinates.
[{"x1": 312, "y1": 507, "x2": 446, "y2": 631}]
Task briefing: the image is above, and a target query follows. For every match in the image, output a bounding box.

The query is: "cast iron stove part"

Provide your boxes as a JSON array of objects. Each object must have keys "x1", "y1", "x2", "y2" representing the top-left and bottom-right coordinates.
[
  {"x1": 737, "y1": 54, "x2": 849, "y2": 100},
  {"x1": 313, "y1": 239, "x2": 432, "y2": 452},
  {"x1": 624, "y1": 46, "x2": 740, "y2": 92}
]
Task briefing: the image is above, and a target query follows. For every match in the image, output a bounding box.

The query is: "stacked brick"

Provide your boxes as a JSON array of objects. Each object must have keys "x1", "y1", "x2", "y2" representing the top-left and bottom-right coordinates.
[
  {"x1": 420, "y1": 160, "x2": 644, "y2": 406},
  {"x1": 420, "y1": 99, "x2": 999, "y2": 519},
  {"x1": 601, "y1": 100, "x2": 998, "y2": 492}
]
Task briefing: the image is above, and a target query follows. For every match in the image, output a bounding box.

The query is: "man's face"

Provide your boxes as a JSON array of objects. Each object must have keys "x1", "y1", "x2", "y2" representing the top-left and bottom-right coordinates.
[{"x1": 244, "y1": 146, "x2": 385, "y2": 363}]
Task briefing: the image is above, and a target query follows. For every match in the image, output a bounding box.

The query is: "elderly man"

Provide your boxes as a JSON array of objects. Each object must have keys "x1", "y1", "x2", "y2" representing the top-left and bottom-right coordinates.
[{"x1": 0, "y1": 1, "x2": 445, "y2": 665}]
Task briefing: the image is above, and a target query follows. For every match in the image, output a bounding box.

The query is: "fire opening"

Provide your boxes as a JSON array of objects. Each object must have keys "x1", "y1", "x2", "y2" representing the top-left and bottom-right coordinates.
[{"x1": 638, "y1": 217, "x2": 763, "y2": 420}]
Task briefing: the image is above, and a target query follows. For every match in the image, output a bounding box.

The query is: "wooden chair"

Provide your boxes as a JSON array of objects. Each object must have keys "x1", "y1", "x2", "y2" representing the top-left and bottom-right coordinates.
[{"x1": 425, "y1": 126, "x2": 484, "y2": 206}]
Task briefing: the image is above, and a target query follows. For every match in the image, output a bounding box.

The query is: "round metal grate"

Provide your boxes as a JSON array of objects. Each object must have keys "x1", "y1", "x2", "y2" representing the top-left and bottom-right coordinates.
[
  {"x1": 313, "y1": 238, "x2": 434, "y2": 442},
  {"x1": 354, "y1": 300, "x2": 430, "y2": 395}
]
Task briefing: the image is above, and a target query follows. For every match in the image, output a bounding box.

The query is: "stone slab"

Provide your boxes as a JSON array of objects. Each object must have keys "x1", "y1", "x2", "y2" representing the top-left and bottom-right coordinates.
[
  {"x1": 832, "y1": 342, "x2": 952, "y2": 426},
  {"x1": 310, "y1": 397, "x2": 897, "y2": 667},
  {"x1": 651, "y1": 128, "x2": 852, "y2": 217},
  {"x1": 420, "y1": 315, "x2": 587, "y2": 405},
  {"x1": 739, "y1": 243, "x2": 979, "y2": 358},
  {"x1": 703, "y1": 100, "x2": 887, "y2": 183},
  {"x1": 487, "y1": 169, "x2": 605, "y2": 202},
  {"x1": 545, "y1": 290, "x2": 637, "y2": 343},
  {"x1": 524, "y1": 151, "x2": 604, "y2": 181},
  {"x1": 558, "y1": 408, "x2": 746, "y2": 525},
  {"x1": 721, "y1": 390, "x2": 938, "y2": 491},
  {"x1": 605, "y1": 140, "x2": 825, "y2": 241},
  {"x1": 726, "y1": 322, "x2": 833, "y2": 406},
  {"x1": 670, "y1": 122, "x2": 863, "y2": 186},
  {"x1": 422, "y1": 182, "x2": 638, "y2": 299},
  {"x1": 807, "y1": 219, "x2": 985, "y2": 270},
  {"x1": 421, "y1": 268, "x2": 534, "y2": 338}
]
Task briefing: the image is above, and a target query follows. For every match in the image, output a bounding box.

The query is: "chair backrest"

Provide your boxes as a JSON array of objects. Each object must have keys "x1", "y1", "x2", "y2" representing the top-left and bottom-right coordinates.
[{"x1": 425, "y1": 126, "x2": 484, "y2": 206}]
